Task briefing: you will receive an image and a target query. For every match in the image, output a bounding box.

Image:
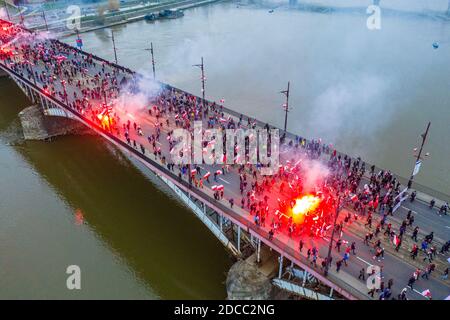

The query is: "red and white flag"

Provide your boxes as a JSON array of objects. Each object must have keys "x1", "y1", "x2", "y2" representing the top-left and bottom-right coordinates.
[{"x1": 421, "y1": 289, "x2": 432, "y2": 299}]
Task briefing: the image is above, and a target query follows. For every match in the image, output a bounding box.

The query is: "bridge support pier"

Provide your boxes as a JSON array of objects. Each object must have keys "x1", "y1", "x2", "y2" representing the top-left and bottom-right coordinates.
[
  {"x1": 18, "y1": 104, "x2": 93, "y2": 140},
  {"x1": 256, "y1": 238, "x2": 261, "y2": 263},
  {"x1": 237, "y1": 226, "x2": 241, "y2": 253},
  {"x1": 0, "y1": 69, "x2": 9, "y2": 78},
  {"x1": 278, "y1": 255, "x2": 284, "y2": 279}
]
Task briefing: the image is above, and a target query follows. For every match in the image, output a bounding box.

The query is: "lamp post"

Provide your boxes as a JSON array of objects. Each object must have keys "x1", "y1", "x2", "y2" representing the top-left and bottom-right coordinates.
[
  {"x1": 4, "y1": 3, "x2": 11, "y2": 21},
  {"x1": 19, "y1": 7, "x2": 24, "y2": 26},
  {"x1": 193, "y1": 57, "x2": 206, "y2": 113},
  {"x1": 280, "y1": 81, "x2": 290, "y2": 133},
  {"x1": 324, "y1": 195, "x2": 348, "y2": 277},
  {"x1": 60, "y1": 79, "x2": 69, "y2": 106},
  {"x1": 407, "y1": 121, "x2": 431, "y2": 189},
  {"x1": 42, "y1": 9, "x2": 48, "y2": 31},
  {"x1": 146, "y1": 42, "x2": 156, "y2": 80},
  {"x1": 111, "y1": 30, "x2": 118, "y2": 65}
]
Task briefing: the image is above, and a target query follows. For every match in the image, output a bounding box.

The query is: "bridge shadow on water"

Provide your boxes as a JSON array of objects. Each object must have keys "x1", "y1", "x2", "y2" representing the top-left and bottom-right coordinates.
[{"x1": 0, "y1": 78, "x2": 232, "y2": 299}]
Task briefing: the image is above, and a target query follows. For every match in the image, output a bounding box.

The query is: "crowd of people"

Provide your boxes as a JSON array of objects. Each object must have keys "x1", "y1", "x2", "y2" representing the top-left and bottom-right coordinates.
[{"x1": 1, "y1": 19, "x2": 448, "y2": 300}]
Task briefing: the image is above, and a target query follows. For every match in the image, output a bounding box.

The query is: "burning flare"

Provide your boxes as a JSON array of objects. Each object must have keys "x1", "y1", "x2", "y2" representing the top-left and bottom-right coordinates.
[{"x1": 292, "y1": 195, "x2": 321, "y2": 223}]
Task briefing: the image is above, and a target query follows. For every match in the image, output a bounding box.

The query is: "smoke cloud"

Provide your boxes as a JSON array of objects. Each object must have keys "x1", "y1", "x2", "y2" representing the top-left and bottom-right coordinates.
[{"x1": 114, "y1": 69, "x2": 162, "y2": 116}]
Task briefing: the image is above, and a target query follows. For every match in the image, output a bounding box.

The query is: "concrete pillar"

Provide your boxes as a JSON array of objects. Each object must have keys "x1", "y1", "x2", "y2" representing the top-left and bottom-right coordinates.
[
  {"x1": 237, "y1": 225, "x2": 241, "y2": 253},
  {"x1": 226, "y1": 260, "x2": 273, "y2": 300},
  {"x1": 19, "y1": 104, "x2": 93, "y2": 140},
  {"x1": 278, "y1": 255, "x2": 284, "y2": 279},
  {"x1": 257, "y1": 238, "x2": 261, "y2": 263},
  {"x1": 0, "y1": 68, "x2": 9, "y2": 78},
  {"x1": 302, "y1": 271, "x2": 308, "y2": 286}
]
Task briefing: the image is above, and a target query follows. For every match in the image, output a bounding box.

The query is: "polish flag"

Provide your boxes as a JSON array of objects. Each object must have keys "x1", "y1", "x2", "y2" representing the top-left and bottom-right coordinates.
[
  {"x1": 217, "y1": 185, "x2": 224, "y2": 191},
  {"x1": 421, "y1": 289, "x2": 432, "y2": 299},
  {"x1": 211, "y1": 185, "x2": 218, "y2": 191},
  {"x1": 393, "y1": 234, "x2": 400, "y2": 246},
  {"x1": 203, "y1": 172, "x2": 210, "y2": 179},
  {"x1": 216, "y1": 170, "x2": 222, "y2": 175},
  {"x1": 373, "y1": 196, "x2": 379, "y2": 208},
  {"x1": 191, "y1": 169, "x2": 197, "y2": 176}
]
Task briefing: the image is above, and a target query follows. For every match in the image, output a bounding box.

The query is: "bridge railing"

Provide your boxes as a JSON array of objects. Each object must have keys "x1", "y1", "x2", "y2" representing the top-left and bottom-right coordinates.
[
  {"x1": 3, "y1": 18, "x2": 449, "y2": 204},
  {"x1": 0, "y1": 60, "x2": 366, "y2": 300}
]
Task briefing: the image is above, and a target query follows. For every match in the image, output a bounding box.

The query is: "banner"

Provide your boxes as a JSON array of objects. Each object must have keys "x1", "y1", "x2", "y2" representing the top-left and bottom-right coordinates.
[{"x1": 412, "y1": 160, "x2": 422, "y2": 176}]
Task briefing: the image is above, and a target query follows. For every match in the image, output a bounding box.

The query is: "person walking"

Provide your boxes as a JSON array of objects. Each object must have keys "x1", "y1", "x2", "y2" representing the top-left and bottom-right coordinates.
[
  {"x1": 421, "y1": 264, "x2": 435, "y2": 280},
  {"x1": 358, "y1": 268, "x2": 366, "y2": 281},
  {"x1": 336, "y1": 259, "x2": 343, "y2": 273},
  {"x1": 351, "y1": 241, "x2": 356, "y2": 255},
  {"x1": 410, "y1": 244, "x2": 418, "y2": 260},
  {"x1": 411, "y1": 226, "x2": 419, "y2": 242},
  {"x1": 442, "y1": 267, "x2": 449, "y2": 280},
  {"x1": 407, "y1": 276, "x2": 415, "y2": 290},
  {"x1": 335, "y1": 239, "x2": 342, "y2": 252},
  {"x1": 342, "y1": 252, "x2": 350, "y2": 266}
]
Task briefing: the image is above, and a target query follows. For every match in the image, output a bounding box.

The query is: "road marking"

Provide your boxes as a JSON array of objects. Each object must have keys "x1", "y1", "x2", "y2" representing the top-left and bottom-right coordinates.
[
  {"x1": 219, "y1": 177, "x2": 230, "y2": 184},
  {"x1": 401, "y1": 206, "x2": 417, "y2": 213},
  {"x1": 357, "y1": 256, "x2": 373, "y2": 266},
  {"x1": 411, "y1": 288, "x2": 429, "y2": 299}
]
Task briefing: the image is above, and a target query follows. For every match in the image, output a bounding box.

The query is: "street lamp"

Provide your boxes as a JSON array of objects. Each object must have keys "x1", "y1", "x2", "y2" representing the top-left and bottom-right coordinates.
[
  {"x1": 193, "y1": 57, "x2": 206, "y2": 113},
  {"x1": 144, "y1": 42, "x2": 156, "y2": 80},
  {"x1": 323, "y1": 194, "x2": 351, "y2": 277},
  {"x1": 110, "y1": 30, "x2": 118, "y2": 65},
  {"x1": 407, "y1": 122, "x2": 431, "y2": 189},
  {"x1": 101, "y1": 86, "x2": 113, "y2": 131},
  {"x1": 3, "y1": 3, "x2": 11, "y2": 21},
  {"x1": 19, "y1": 7, "x2": 25, "y2": 26},
  {"x1": 60, "y1": 80, "x2": 68, "y2": 103},
  {"x1": 42, "y1": 9, "x2": 48, "y2": 31},
  {"x1": 280, "y1": 81, "x2": 290, "y2": 133}
]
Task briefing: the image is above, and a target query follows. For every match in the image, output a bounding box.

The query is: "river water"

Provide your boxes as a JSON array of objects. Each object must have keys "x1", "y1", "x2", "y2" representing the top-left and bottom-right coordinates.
[{"x1": 1, "y1": 0, "x2": 449, "y2": 299}]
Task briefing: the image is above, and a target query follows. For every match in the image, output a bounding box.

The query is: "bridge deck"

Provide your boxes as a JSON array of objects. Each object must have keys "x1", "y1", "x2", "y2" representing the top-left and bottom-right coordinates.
[{"x1": 1, "y1": 19, "x2": 449, "y2": 300}]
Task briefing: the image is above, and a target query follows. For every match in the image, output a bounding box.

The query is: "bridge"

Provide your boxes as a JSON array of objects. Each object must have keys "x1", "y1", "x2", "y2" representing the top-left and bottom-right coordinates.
[{"x1": 1, "y1": 18, "x2": 449, "y2": 300}]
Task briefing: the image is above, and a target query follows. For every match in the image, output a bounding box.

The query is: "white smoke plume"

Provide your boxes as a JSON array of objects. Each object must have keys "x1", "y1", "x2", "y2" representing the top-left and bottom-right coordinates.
[
  {"x1": 304, "y1": 74, "x2": 395, "y2": 154},
  {"x1": 299, "y1": 158, "x2": 330, "y2": 193},
  {"x1": 114, "y1": 69, "x2": 162, "y2": 115},
  {"x1": 0, "y1": 8, "x2": 7, "y2": 20}
]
